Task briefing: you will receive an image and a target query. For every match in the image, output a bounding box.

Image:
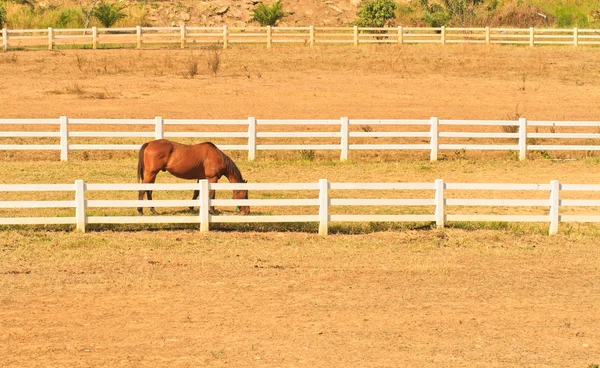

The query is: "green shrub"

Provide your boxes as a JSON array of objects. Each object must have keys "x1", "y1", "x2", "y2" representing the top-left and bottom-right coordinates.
[
  {"x1": 92, "y1": 1, "x2": 126, "y2": 28},
  {"x1": 56, "y1": 7, "x2": 79, "y2": 28},
  {"x1": 0, "y1": 5, "x2": 6, "y2": 28},
  {"x1": 355, "y1": 0, "x2": 398, "y2": 27},
  {"x1": 554, "y1": 4, "x2": 588, "y2": 27},
  {"x1": 251, "y1": 0, "x2": 287, "y2": 26},
  {"x1": 422, "y1": 3, "x2": 449, "y2": 27}
]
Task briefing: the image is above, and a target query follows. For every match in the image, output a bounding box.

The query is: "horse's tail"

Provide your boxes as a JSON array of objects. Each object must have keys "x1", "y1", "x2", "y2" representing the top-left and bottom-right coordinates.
[{"x1": 137, "y1": 142, "x2": 149, "y2": 182}]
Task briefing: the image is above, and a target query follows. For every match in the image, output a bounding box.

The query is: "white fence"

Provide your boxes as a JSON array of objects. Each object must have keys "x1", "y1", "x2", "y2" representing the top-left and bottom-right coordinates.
[
  {"x1": 1, "y1": 179, "x2": 599, "y2": 235},
  {"x1": 2, "y1": 26, "x2": 600, "y2": 51},
  {"x1": 1, "y1": 117, "x2": 600, "y2": 161}
]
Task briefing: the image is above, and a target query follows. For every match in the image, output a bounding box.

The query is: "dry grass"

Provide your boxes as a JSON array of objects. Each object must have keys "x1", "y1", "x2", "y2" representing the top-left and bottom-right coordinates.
[
  {"x1": 0, "y1": 158, "x2": 600, "y2": 236},
  {"x1": 1, "y1": 44, "x2": 600, "y2": 367}
]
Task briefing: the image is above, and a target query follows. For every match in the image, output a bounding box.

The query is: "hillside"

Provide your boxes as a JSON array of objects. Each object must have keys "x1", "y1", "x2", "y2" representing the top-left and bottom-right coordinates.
[{"x1": 1, "y1": 0, "x2": 599, "y2": 29}]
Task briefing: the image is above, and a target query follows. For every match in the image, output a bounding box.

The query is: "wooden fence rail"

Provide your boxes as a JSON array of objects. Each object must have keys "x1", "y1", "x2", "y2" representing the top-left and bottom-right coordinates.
[
  {"x1": 1, "y1": 117, "x2": 600, "y2": 161},
  {"x1": 1, "y1": 179, "x2": 599, "y2": 235},
  {"x1": 2, "y1": 26, "x2": 600, "y2": 51}
]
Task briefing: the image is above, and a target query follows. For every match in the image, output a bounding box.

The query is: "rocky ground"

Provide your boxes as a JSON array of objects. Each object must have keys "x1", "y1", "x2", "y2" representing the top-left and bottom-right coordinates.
[{"x1": 141, "y1": 0, "x2": 367, "y2": 28}]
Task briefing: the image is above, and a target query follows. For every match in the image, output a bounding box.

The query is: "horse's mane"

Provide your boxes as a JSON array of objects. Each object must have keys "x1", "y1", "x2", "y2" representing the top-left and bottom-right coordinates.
[{"x1": 213, "y1": 144, "x2": 245, "y2": 183}]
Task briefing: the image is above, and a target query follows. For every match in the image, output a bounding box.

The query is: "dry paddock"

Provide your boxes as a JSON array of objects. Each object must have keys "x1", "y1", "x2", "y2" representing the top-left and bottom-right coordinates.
[{"x1": 1, "y1": 44, "x2": 600, "y2": 367}]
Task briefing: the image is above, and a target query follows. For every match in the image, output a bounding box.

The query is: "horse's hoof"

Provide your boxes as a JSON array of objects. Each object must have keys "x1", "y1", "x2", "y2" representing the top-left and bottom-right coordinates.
[
  {"x1": 189, "y1": 207, "x2": 195, "y2": 212},
  {"x1": 137, "y1": 208, "x2": 143, "y2": 215}
]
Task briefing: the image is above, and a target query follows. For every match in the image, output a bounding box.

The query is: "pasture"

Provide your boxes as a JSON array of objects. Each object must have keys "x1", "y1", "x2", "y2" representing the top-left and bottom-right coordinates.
[{"x1": 1, "y1": 45, "x2": 600, "y2": 367}]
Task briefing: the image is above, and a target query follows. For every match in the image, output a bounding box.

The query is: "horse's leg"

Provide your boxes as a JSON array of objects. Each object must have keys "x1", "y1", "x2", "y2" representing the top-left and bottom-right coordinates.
[
  {"x1": 190, "y1": 187, "x2": 200, "y2": 211},
  {"x1": 207, "y1": 176, "x2": 219, "y2": 214},
  {"x1": 137, "y1": 171, "x2": 159, "y2": 215},
  {"x1": 147, "y1": 188, "x2": 159, "y2": 215}
]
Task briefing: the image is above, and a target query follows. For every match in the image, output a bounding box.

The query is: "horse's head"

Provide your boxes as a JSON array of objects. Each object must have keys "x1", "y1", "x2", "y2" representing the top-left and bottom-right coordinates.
[{"x1": 234, "y1": 180, "x2": 250, "y2": 215}]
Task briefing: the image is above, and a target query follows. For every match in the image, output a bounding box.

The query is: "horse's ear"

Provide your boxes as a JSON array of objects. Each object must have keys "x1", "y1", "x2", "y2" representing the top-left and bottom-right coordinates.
[{"x1": 243, "y1": 179, "x2": 248, "y2": 183}]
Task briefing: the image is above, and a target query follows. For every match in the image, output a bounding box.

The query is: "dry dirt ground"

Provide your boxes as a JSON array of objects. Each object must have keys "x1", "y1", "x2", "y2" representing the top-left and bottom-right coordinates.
[
  {"x1": 1, "y1": 45, "x2": 600, "y2": 367},
  {"x1": 1, "y1": 44, "x2": 599, "y2": 121}
]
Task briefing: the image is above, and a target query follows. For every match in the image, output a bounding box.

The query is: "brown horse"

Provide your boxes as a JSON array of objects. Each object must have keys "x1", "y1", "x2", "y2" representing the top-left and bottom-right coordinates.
[{"x1": 137, "y1": 140, "x2": 249, "y2": 215}]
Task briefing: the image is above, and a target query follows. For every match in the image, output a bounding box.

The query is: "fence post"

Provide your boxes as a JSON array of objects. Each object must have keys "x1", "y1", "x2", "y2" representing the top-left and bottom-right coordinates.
[
  {"x1": 2, "y1": 28, "x2": 7, "y2": 52},
  {"x1": 518, "y1": 117, "x2": 527, "y2": 161},
  {"x1": 435, "y1": 179, "x2": 444, "y2": 228},
  {"x1": 353, "y1": 26, "x2": 358, "y2": 46},
  {"x1": 430, "y1": 117, "x2": 439, "y2": 162},
  {"x1": 48, "y1": 27, "x2": 53, "y2": 50},
  {"x1": 60, "y1": 116, "x2": 68, "y2": 161},
  {"x1": 136, "y1": 26, "x2": 142, "y2": 49},
  {"x1": 309, "y1": 25, "x2": 314, "y2": 46},
  {"x1": 75, "y1": 179, "x2": 86, "y2": 233},
  {"x1": 398, "y1": 26, "x2": 403, "y2": 45},
  {"x1": 248, "y1": 116, "x2": 256, "y2": 160},
  {"x1": 318, "y1": 178, "x2": 328, "y2": 236},
  {"x1": 485, "y1": 26, "x2": 490, "y2": 44},
  {"x1": 155, "y1": 116, "x2": 163, "y2": 140},
  {"x1": 223, "y1": 25, "x2": 228, "y2": 49},
  {"x1": 529, "y1": 27, "x2": 534, "y2": 47},
  {"x1": 549, "y1": 180, "x2": 560, "y2": 235},
  {"x1": 200, "y1": 179, "x2": 210, "y2": 232},
  {"x1": 573, "y1": 27, "x2": 578, "y2": 46},
  {"x1": 340, "y1": 117, "x2": 349, "y2": 161},
  {"x1": 441, "y1": 26, "x2": 445, "y2": 44},
  {"x1": 266, "y1": 26, "x2": 272, "y2": 48},
  {"x1": 180, "y1": 25, "x2": 186, "y2": 49},
  {"x1": 92, "y1": 26, "x2": 97, "y2": 50}
]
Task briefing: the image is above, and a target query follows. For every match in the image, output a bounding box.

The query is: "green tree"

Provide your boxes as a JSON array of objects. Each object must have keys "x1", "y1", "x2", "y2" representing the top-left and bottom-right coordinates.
[
  {"x1": 251, "y1": 0, "x2": 287, "y2": 26},
  {"x1": 92, "y1": 1, "x2": 126, "y2": 28},
  {"x1": 355, "y1": 0, "x2": 398, "y2": 27}
]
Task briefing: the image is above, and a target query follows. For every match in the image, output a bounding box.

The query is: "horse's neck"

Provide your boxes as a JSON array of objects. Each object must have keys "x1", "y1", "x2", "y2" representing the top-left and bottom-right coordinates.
[{"x1": 223, "y1": 157, "x2": 243, "y2": 183}]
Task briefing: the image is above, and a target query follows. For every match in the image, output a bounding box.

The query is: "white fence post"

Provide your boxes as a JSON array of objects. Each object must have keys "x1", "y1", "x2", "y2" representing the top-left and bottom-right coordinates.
[
  {"x1": 309, "y1": 25, "x2": 314, "y2": 46},
  {"x1": 430, "y1": 117, "x2": 439, "y2": 162},
  {"x1": 340, "y1": 117, "x2": 349, "y2": 161},
  {"x1": 2, "y1": 28, "x2": 7, "y2": 52},
  {"x1": 318, "y1": 178, "x2": 328, "y2": 236},
  {"x1": 485, "y1": 26, "x2": 490, "y2": 44},
  {"x1": 398, "y1": 26, "x2": 403, "y2": 45},
  {"x1": 441, "y1": 26, "x2": 446, "y2": 44},
  {"x1": 48, "y1": 27, "x2": 53, "y2": 50},
  {"x1": 518, "y1": 117, "x2": 527, "y2": 161},
  {"x1": 223, "y1": 25, "x2": 228, "y2": 49},
  {"x1": 573, "y1": 27, "x2": 578, "y2": 46},
  {"x1": 92, "y1": 26, "x2": 97, "y2": 49},
  {"x1": 136, "y1": 26, "x2": 142, "y2": 49},
  {"x1": 180, "y1": 25, "x2": 186, "y2": 49},
  {"x1": 60, "y1": 116, "x2": 68, "y2": 161},
  {"x1": 435, "y1": 179, "x2": 444, "y2": 228},
  {"x1": 353, "y1": 26, "x2": 358, "y2": 46},
  {"x1": 248, "y1": 116, "x2": 257, "y2": 160},
  {"x1": 154, "y1": 116, "x2": 163, "y2": 140},
  {"x1": 529, "y1": 27, "x2": 534, "y2": 46},
  {"x1": 75, "y1": 179, "x2": 86, "y2": 232},
  {"x1": 549, "y1": 180, "x2": 560, "y2": 235},
  {"x1": 200, "y1": 179, "x2": 210, "y2": 232},
  {"x1": 266, "y1": 26, "x2": 272, "y2": 48}
]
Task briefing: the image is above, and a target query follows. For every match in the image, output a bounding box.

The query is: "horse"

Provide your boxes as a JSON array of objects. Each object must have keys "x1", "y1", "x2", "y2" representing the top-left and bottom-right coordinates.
[{"x1": 137, "y1": 139, "x2": 249, "y2": 215}]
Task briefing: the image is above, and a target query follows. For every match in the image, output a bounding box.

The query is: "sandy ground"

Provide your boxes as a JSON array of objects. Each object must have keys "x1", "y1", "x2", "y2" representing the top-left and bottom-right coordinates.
[
  {"x1": 1, "y1": 44, "x2": 600, "y2": 367},
  {"x1": 1, "y1": 231, "x2": 600, "y2": 368}
]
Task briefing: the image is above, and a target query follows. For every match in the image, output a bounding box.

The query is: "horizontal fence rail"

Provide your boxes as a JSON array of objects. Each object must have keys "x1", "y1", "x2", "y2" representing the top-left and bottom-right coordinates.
[
  {"x1": 2, "y1": 26, "x2": 600, "y2": 51},
  {"x1": 0, "y1": 179, "x2": 598, "y2": 235},
  {"x1": 1, "y1": 117, "x2": 600, "y2": 161}
]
